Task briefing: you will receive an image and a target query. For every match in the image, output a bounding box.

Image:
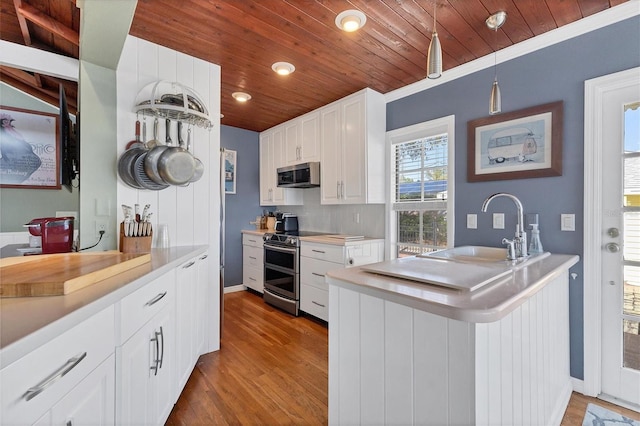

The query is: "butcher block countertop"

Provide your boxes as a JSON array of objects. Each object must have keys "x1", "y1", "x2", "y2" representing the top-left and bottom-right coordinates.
[{"x1": 0, "y1": 245, "x2": 207, "y2": 368}]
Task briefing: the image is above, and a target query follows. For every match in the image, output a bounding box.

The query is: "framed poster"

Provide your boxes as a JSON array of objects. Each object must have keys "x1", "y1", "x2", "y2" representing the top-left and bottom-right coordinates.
[
  {"x1": 467, "y1": 101, "x2": 563, "y2": 182},
  {"x1": 0, "y1": 106, "x2": 60, "y2": 189},
  {"x1": 224, "y1": 149, "x2": 236, "y2": 194}
]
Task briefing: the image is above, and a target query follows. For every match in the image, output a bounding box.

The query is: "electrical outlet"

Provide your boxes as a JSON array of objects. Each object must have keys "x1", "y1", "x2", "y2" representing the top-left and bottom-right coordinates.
[
  {"x1": 493, "y1": 213, "x2": 505, "y2": 229},
  {"x1": 95, "y1": 221, "x2": 107, "y2": 238},
  {"x1": 467, "y1": 214, "x2": 477, "y2": 229}
]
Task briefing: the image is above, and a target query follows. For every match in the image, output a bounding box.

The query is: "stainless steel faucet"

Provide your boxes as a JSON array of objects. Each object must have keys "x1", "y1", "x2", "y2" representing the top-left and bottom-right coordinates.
[{"x1": 481, "y1": 192, "x2": 528, "y2": 259}]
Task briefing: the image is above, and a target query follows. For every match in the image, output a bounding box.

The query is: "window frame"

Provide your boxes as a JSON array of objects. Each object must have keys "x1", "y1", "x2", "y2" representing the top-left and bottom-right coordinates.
[{"x1": 385, "y1": 115, "x2": 455, "y2": 259}]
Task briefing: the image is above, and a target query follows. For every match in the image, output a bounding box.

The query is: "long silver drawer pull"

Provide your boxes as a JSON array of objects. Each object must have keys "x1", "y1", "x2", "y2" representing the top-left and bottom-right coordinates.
[
  {"x1": 199, "y1": 254, "x2": 208, "y2": 260},
  {"x1": 249, "y1": 277, "x2": 256, "y2": 281},
  {"x1": 23, "y1": 352, "x2": 87, "y2": 401},
  {"x1": 145, "y1": 291, "x2": 167, "y2": 307},
  {"x1": 312, "y1": 249, "x2": 326, "y2": 254},
  {"x1": 249, "y1": 256, "x2": 257, "y2": 260},
  {"x1": 311, "y1": 272, "x2": 325, "y2": 277},
  {"x1": 151, "y1": 332, "x2": 160, "y2": 376},
  {"x1": 158, "y1": 326, "x2": 165, "y2": 369},
  {"x1": 312, "y1": 301, "x2": 326, "y2": 308},
  {"x1": 183, "y1": 261, "x2": 196, "y2": 269}
]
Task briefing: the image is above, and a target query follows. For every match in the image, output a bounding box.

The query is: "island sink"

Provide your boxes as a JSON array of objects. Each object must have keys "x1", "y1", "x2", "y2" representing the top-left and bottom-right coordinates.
[{"x1": 421, "y1": 245, "x2": 550, "y2": 269}]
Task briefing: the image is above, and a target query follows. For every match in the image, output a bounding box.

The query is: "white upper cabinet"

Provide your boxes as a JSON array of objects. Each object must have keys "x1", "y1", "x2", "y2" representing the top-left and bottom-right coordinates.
[
  {"x1": 260, "y1": 128, "x2": 302, "y2": 206},
  {"x1": 320, "y1": 88, "x2": 386, "y2": 205},
  {"x1": 284, "y1": 111, "x2": 320, "y2": 165}
]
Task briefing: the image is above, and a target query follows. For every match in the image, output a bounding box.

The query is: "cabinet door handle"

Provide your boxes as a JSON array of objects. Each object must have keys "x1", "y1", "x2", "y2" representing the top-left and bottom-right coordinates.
[
  {"x1": 341, "y1": 181, "x2": 345, "y2": 199},
  {"x1": 199, "y1": 254, "x2": 208, "y2": 260},
  {"x1": 336, "y1": 181, "x2": 340, "y2": 198},
  {"x1": 312, "y1": 249, "x2": 325, "y2": 254},
  {"x1": 23, "y1": 352, "x2": 87, "y2": 401},
  {"x1": 312, "y1": 301, "x2": 326, "y2": 308},
  {"x1": 145, "y1": 291, "x2": 167, "y2": 307},
  {"x1": 158, "y1": 326, "x2": 165, "y2": 369},
  {"x1": 312, "y1": 272, "x2": 325, "y2": 277},
  {"x1": 151, "y1": 331, "x2": 160, "y2": 376},
  {"x1": 182, "y1": 261, "x2": 196, "y2": 269}
]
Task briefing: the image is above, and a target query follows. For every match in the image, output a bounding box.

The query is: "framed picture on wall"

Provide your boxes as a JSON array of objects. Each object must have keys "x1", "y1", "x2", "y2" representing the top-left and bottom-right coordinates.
[
  {"x1": 224, "y1": 149, "x2": 236, "y2": 194},
  {"x1": 467, "y1": 101, "x2": 563, "y2": 182},
  {"x1": 0, "y1": 106, "x2": 61, "y2": 189}
]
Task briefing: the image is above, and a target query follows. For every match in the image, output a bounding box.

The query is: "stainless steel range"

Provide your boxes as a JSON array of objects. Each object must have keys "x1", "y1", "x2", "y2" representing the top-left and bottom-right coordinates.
[{"x1": 262, "y1": 228, "x2": 325, "y2": 316}]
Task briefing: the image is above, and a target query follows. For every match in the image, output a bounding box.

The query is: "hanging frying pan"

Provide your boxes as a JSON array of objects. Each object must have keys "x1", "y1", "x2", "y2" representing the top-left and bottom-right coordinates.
[
  {"x1": 187, "y1": 127, "x2": 204, "y2": 183},
  {"x1": 144, "y1": 118, "x2": 171, "y2": 184},
  {"x1": 118, "y1": 122, "x2": 146, "y2": 189},
  {"x1": 157, "y1": 120, "x2": 196, "y2": 185}
]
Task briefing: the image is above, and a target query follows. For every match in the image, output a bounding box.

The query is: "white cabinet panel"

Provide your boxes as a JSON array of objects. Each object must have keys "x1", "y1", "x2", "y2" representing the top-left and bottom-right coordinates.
[
  {"x1": 176, "y1": 256, "x2": 198, "y2": 394},
  {"x1": 52, "y1": 354, "x2": 115, "y2": 426},
  {"x1": 284, "y1": 111, "x2": 320, "y2": 165},
  {"x1": 260, "y1": 128, "x2": 302, "y2": 206},
  {"x1": 300, "y1": 284, "x2": 328, "y2": 321},
  {"x1": 243, "y1": 234, "x2": 264, "y2": 293},
  {"x1": 320, "y1": 88, "x2": 386, "y2": 205},
  {"x1": 0, "y1": 306, "x2": 114, "y2": 426},
  {"x1": 300, "y1": 242, "x2": 344, "y2": 264}
]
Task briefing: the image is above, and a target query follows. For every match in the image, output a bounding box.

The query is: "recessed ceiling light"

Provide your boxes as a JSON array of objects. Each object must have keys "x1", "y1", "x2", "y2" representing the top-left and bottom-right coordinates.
[
  {"x1": 232, "y1": 92, "x2": 251, "y2": 102},
  {"x1": 335, "y1": 10, "x2": 366, "y2": 32},
  {"x1": 271, "y1": 62, "x2": 296, "y2": 76}
]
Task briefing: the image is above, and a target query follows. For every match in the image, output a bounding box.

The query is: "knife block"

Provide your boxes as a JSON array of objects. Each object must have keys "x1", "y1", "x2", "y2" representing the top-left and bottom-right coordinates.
[{"x1": 119, "y1": 223, "x2": 152, "y2": 254}]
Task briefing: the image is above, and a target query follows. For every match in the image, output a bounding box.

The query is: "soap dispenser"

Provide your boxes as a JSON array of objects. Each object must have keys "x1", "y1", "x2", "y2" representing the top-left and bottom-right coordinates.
[{"x1": 529, "y1": 223, "x2": 543, "y2": 254}]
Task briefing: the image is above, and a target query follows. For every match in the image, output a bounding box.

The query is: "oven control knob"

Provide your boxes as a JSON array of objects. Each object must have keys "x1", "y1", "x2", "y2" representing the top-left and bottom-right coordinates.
[{"x1": 289, "y1": 237, "x2": 298, "y2": 245}]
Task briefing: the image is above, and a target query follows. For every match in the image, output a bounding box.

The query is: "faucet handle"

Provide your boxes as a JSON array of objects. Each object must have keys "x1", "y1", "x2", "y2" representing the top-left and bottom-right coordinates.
[{"x1": 502, "y1": 238, "x2": 517, "y2": 260}]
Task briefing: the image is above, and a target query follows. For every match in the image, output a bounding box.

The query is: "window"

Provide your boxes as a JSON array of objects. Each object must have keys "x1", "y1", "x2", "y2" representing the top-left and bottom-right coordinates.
[{"x1": 386, "y1": 116, "x2": 455, "y2": 258}]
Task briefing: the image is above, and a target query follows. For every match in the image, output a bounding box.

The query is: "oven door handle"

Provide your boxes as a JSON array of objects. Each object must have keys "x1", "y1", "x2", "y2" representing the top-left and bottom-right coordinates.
[{"x1": 264, "y1": 244, "x2": 298, "y2": 255}]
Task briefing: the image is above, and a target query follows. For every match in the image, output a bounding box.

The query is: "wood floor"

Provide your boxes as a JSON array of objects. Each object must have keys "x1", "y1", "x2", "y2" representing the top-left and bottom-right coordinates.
[{"x1": 167, "y1": 290, "x2": 639, "y2": 425}]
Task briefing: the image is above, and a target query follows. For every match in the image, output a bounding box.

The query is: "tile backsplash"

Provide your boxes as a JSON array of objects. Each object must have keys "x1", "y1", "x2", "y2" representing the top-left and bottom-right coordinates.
[{"x1": 279, "y1": 188, "x2": 385, "y2": 238}]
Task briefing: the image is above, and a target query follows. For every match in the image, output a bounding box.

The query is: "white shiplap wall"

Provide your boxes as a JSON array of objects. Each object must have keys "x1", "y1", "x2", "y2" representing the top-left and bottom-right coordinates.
[{"x1": 116, "y1": 36, "x2": 221, "y2": 351}]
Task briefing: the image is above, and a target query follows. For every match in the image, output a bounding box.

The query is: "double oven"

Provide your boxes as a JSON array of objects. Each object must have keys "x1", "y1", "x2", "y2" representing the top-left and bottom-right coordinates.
[
  {"x1": 263, "y1": 233, "x2": 300, "y2": 316},
  {"x1": 263, "y1": 230, "x2": 325, "y2": 316}
]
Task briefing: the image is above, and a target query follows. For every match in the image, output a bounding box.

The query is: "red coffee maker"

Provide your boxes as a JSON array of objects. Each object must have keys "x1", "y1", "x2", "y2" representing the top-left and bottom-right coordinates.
[{"x1": 25, "y1": 217, "x2": 75, "y2": 254}]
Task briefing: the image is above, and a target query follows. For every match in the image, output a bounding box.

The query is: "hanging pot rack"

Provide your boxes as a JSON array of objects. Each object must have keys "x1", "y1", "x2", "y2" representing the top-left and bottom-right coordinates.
[{"x1": 133, "y1": 81, "x2": 213, "y2": 129}]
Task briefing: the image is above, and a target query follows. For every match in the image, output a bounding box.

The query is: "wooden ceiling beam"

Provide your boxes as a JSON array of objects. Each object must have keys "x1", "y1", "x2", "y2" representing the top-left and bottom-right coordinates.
[
  {"x1": 16, "y1": 0, "x2": 79, "y2": 46},
  {"x1": 13, "y1": 0, "x2": 32, "y2": 45}
]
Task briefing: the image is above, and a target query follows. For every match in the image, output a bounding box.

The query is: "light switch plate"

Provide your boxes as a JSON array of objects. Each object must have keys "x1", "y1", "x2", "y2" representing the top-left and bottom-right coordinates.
[
  {"x1": 493, "y1": 213, "x2": 505, "y2": 229},
  {"x1": 467, "y1": 214, "x2": 477, "y2": 229},
  {"x1": 561, "y1": 214, "x2": 575, "y2": 231}
]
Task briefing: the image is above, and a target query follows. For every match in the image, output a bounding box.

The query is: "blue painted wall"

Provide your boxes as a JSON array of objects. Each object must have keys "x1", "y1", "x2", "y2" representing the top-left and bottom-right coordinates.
[
  {"x1": 387, "y1": 17, "x2": 640, "y2": 379},
  {"x1": 220, "y1": 125, "x2": 267, "y2": 287}
]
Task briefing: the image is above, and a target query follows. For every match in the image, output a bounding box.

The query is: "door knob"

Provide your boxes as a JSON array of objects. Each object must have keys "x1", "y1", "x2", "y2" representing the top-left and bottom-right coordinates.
[
  {"x1": 607, "y1": 228, "x2": 620, "y2": 238},
  {"x1": 605, "y1": 242, "x2": 620, "y2": 253}
]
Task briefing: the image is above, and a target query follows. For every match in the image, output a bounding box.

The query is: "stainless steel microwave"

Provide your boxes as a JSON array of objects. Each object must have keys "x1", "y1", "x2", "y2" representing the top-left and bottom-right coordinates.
[{"x1": 277, "y1": 162, "x2": 320, "y2": 188}]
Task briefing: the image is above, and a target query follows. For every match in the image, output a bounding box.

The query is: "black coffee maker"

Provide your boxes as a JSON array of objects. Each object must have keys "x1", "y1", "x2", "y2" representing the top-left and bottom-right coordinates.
[{"x1": 274, "y1": 212, "x2": 298, "y2": 233}]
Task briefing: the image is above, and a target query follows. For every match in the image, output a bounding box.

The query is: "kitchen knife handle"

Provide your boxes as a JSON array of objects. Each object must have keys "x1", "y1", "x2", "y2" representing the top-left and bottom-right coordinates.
[
  {"x1": 145, "y1": 291, "x2": 167, "y2": 307},
  {"x1": 23, "y1": 352, "x2": 87, "y2": 401}
]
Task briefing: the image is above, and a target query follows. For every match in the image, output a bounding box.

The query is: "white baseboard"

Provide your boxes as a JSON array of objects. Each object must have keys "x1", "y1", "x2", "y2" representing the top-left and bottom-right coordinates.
[
  {"x1": 550, "y1": 381, "x2": 574, "y2": 426},
  {"x1": 223, "y1": 284, "x2": 246, "y2": 294},
  {"x1": 571, "y1": 377, "x2": 585, "y2": 395}
]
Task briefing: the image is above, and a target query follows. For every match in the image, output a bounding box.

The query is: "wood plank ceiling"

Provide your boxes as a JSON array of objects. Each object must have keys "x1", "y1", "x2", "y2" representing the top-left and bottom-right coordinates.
[{"x1": 1, "y1": 0, "x2": 630, "y2": 132}]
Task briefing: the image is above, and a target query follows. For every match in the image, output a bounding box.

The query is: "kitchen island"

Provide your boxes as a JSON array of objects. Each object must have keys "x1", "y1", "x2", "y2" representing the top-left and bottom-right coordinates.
[{"x1": 326, "y1": 251, "x2": 578, "y2": 426}]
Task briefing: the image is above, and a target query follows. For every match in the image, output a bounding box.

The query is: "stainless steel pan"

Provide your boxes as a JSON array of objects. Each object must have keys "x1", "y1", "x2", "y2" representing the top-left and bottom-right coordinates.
[
  {"x1": 187, "y1": 127, "x2": 204, "y2": 183},
  {"x1": 118, "y1": 122, "x2": 146, "y2": 189},
  {"x1": 144, "y1": 118, "x2": 170, "y2": 184},
  {"x1": 157, "y1": 121, "x2": 196, "y2": 185}
]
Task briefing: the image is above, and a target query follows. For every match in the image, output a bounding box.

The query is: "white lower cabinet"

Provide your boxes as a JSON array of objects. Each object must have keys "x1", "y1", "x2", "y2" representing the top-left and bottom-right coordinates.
[
  {"x1": 175, "y1": 253, "x2": 209, "y2": 396},
  {"x1": 300, "y1": 240, "x2": 383, "y2": 322},
  {"x1": 50, "y1": 354, "x2": 116, "y2": 426},
  {"x1": 242, "y1": 233, "x2": 264, "y2": 293},
  {"x1": 117, "y1": 303, "x2": 174, "y2": 426},
  {"x1": 0, "y1": 306, "x2": 115, "y2": 425}
]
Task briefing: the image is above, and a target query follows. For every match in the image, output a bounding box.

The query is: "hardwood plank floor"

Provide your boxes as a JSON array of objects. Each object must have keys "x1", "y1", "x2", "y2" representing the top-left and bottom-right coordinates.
[{"x1": 167, "y1": 290, "x2": 639, "y2": 425}]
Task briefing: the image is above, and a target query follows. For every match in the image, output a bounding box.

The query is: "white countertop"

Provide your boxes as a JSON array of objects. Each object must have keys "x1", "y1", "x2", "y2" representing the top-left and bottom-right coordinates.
[
  {"x1": 241, "y1": 229, "x2": 269, "y2": 236},
  {"x1": 0, "y1": 245, "x2": 207, "y2": 368},
  {"x1": 326, "y1": 253, "x2": 579, "y2": 323}
]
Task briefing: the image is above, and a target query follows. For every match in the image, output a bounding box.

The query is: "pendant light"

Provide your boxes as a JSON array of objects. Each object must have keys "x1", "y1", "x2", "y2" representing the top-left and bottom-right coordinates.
[
  {"x1": 427, "y1": 2, "x2": 442, "y2": 79},
  {"x1": 486, "y1": 11, "x2": 507, "y2": 115}
]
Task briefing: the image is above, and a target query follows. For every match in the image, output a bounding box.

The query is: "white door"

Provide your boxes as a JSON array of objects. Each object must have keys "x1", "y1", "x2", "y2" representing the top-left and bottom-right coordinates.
[{"x1": 593, "y1": 68, "x2": 640, "y2": 405}]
